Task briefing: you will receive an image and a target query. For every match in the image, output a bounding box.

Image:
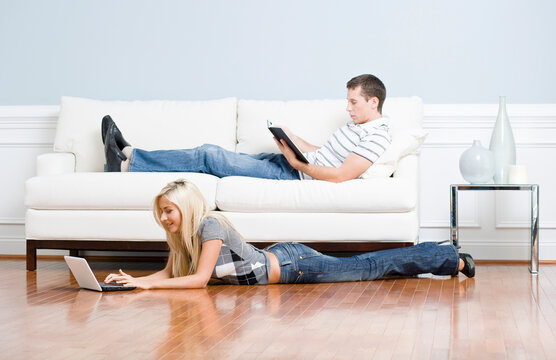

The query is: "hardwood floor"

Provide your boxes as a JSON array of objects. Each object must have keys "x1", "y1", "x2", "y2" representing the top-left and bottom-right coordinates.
[{"x1": 2, "y1": 258, "x2": 556, "y2": 359}]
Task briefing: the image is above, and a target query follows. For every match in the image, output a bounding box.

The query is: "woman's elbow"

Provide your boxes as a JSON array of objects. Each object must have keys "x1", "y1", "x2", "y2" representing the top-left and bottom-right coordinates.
[{"x1": 195, "y1": 274, "x2": 211, "y2": 288}]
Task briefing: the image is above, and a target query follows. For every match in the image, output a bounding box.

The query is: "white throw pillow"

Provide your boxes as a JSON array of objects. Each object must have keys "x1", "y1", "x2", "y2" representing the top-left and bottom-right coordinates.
[{"x1": 360, "y1": 128, "x2": 428, "y2": 179}]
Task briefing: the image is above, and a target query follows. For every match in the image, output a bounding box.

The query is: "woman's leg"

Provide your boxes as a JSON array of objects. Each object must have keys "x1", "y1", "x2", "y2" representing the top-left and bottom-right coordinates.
[
  {"x1": 129, "y1": 144, "x2": 300, "y2": 180},
  {"x1": 267, "y1": 242, "x2": 459, "y2": 284},
  {"x1": 352, "y1": 242, "x2": 459, "y2": 279}
]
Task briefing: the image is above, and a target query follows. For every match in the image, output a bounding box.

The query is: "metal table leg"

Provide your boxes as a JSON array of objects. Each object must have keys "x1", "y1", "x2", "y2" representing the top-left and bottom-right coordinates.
[
  {"x1": 449, "y1": 184, "x2": 539, "y2": 274},
  {"x1": 530, "y1": 185, "x2": 539, "y2": 274},
  {"x1": 450, "y1": 185, "x2": 459, "y2": 248}
]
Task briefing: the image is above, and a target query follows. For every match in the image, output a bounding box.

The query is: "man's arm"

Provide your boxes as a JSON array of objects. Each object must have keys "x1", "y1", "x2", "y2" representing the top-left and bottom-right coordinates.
[
  {"x1": 290, "y1": 135, "x2": 320, "y2": 153},
  {"x1": 275, "y1": 138, "x2": 372, "y2": 183},
  {"x1": 281, "y1": 126, "x2": 320, "y2": 152}
]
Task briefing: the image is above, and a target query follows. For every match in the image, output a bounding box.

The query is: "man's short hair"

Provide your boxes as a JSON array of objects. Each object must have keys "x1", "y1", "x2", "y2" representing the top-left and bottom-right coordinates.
[{"x1": 346, "y1": 74, "x2": 386, "y2": 113}]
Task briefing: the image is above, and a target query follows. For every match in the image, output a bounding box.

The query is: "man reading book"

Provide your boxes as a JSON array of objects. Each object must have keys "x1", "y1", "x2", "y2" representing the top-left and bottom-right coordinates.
[{"x1": 103, "y1": 74, "x2": 391, "y2": 183}]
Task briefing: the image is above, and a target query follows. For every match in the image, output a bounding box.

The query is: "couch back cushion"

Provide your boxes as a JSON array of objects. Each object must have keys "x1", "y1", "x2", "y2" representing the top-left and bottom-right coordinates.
[
  {"x1": 54, "y1": 96, "x2": 238, "y2": 172},
  {"x1": 236, "y1": 97, "x2": 423, "y2": 154},
  {"x1": 237, "y1": 96, "x2": 426, "y2": 179}
]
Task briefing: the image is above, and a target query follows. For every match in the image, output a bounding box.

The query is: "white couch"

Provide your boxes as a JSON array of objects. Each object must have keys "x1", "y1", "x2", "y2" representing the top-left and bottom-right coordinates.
[{"x1": 24, "y1": 96, "x2": 425, "y2": 270}]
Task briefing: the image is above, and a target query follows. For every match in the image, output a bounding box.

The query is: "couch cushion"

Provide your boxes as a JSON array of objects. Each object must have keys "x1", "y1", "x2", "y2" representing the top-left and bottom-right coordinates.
[
  {"x1": 223, "y1": 212, "x2": 418, "y2": 242},
  {"x1": 235, "y1": 97, "x2": 423, "y2": 155},
  {"x1": 25, "y1": 172, "x2": 219, "y2": 210},
  {"x1": 360, "y1": 127, "x2": 428, "y2": 179},
  {"x1": 25, "y1": 209, "x2": 166, "y2": 241},
  {"x1": 54, "y1": 96, "x2": 238, "y2": 172},
  {"x1": 236, "y1": 99, "x2": 348, "y2": 154},
  {"x1": 24, "y1": 209, "x2": 417, "y2": 242},
  {"x1": 216, "y1": 177, "x2": 416, "y2": 213}
]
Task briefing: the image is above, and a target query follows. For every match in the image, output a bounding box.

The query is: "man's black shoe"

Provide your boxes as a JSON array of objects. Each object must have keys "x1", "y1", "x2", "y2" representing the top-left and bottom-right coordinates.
[
  {"x1": 101, "y1": 115, "x2": 131, "y2": 150},
  {"x1": 113, "y1": 124, "x2": 131, "y2": 150},
  {"x1": 459, "y1": 253, "x2": 475, "y2": 278},
  {"x1": 101, "y1": 115, "x2": 115, "y2": 145},
  {"x1": 104, "y1": 123, "x2": 127, "y2": 172}
]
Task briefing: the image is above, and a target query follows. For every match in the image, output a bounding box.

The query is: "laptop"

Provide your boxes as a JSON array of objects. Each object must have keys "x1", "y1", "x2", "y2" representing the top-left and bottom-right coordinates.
[{"x1": 64, "y1": 256, "x2": 136, "y2": 292}]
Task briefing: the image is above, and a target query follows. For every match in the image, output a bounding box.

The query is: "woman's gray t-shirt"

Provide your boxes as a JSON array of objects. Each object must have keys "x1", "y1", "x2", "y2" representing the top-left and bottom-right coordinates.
[{"x1": 198, "y1": 217, "x2": 271, "y2": 285}]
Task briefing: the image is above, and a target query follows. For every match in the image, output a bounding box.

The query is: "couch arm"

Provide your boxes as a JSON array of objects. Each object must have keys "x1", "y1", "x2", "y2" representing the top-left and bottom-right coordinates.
[
  {"x1": 36, "y1": 152, "x2": 76, "y2": 176},
  {"x1": 393, "y1": 154, "x2": 418, "y2": 180}
]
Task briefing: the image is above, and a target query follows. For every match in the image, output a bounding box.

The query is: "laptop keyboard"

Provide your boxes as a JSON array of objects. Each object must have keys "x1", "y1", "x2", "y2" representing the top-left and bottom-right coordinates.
[
  {"x1": 99, "y1": 282, "x2": 136, "y2": 291},
  {"x1": 100, "y1": 282, "x2": 121, "y2": 287}
]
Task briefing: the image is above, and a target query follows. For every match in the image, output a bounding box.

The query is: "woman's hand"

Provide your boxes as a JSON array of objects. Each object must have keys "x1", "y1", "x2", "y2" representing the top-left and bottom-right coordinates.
[{"x1": 104, "y1": 269, "x2": 152, "y2": 290}]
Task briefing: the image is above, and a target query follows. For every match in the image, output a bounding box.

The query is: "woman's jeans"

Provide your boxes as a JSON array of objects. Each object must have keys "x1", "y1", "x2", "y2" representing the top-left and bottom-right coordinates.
[
  {"x1": 266, "y1": 242, "x2": 459, "y2": 284},
  {"x1": 130, "y1": 144, "x2": 300, "y2": 180}
]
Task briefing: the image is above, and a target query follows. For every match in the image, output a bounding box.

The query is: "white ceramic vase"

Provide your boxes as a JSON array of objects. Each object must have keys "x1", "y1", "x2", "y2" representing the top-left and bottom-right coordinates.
[
  {"x1": 459, "y1": 140, "x2": 495, "y2": 184},
  {"x1": 489, "y1": 96, "x2": 516, "y2": 184}
]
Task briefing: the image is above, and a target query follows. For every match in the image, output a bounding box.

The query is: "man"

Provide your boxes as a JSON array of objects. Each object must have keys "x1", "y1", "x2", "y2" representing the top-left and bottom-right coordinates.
[{"x1": 103, "y1": 74, "x2": 390, "y2": 183}]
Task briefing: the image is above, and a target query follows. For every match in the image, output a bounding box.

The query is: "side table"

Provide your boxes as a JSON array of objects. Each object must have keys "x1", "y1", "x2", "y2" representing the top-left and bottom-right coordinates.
[{"x1": 450, "y1": 184, "x2": 540, "y2": 274}]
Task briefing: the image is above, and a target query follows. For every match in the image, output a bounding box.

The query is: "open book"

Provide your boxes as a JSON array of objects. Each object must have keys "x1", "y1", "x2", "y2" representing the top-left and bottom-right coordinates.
[{"x1": 267, "y1": 120, "x2": 309, "y2": 163}]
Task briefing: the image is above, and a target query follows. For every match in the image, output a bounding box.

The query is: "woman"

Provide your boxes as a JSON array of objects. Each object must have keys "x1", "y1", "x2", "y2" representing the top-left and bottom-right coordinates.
[{"x1": 105, "y1": 179, "x2": 475, "y2": 289}]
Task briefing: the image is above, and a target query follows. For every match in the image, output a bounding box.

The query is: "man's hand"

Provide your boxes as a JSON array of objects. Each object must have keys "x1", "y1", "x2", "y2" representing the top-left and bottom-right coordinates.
[
  {"x1": 275, "y1": 126, "x2": 320, "y2": 153},
  {"x1": 280, "y1": 126, "x2": 294, "y2": 139},
  {"x1": 276, "y1": 136, "x2": 374, "y2": 182},
  {"x1": 274, "y1": 138, "x2": 305, "y2": 170}
]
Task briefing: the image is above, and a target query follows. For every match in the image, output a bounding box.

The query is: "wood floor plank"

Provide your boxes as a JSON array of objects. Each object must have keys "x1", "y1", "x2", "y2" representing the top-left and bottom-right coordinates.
[{"x1": 2, "y1": 258, "x2": 556, "y2": 359}]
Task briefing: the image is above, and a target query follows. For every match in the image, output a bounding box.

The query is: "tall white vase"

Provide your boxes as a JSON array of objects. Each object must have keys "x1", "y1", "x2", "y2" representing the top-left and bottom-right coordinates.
[{"x1": 489, "y1": 96, "x2": 516, "y2": 184}]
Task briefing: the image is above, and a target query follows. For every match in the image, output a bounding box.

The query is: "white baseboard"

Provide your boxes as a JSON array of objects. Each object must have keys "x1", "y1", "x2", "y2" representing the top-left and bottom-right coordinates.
[{"x1": 0, "y1": 238, "x2": 67, "y2": 256}]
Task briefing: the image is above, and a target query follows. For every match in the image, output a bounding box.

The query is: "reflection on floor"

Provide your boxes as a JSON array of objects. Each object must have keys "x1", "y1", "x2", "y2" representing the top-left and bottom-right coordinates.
[{"x1": 1, "y1": 258, "x2": 555, "y2": 359}]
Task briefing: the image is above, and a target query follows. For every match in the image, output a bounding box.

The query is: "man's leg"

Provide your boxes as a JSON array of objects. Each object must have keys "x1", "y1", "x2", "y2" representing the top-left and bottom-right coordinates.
[{"x1": 130, "y1": 144, "x2": 300, "y2": 180}]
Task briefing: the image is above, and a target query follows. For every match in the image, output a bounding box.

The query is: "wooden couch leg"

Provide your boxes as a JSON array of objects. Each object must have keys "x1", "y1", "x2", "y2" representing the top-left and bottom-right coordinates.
[{"x1": 26, "y1": 240, "x2": 37, "y2": 271}]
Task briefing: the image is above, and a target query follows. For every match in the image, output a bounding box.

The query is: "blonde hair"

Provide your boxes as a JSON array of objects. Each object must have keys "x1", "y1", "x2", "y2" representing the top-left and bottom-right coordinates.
[{"x1": 153, "y1": 179, "x2": 235, "y2": 278}]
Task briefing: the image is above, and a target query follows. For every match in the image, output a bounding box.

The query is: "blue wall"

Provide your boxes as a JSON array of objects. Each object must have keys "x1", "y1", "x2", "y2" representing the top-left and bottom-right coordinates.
[{"x1": 1, "y1": 0, "x2": 555, "y2": 104}]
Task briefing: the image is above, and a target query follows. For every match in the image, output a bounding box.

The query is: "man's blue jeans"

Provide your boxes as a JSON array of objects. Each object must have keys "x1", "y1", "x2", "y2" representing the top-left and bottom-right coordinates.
[
  {"x1": 130, "y1": 144, "x2": 300, "y2": 180},
  {"x1": 266, "y1": 242, "x2": 459, "y2": 284}
]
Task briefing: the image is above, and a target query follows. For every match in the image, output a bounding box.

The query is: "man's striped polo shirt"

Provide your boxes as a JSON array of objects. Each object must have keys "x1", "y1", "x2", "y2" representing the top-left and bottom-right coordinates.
[{"x1": 300, "y1": 117, "x2": 391, "y2": 180}]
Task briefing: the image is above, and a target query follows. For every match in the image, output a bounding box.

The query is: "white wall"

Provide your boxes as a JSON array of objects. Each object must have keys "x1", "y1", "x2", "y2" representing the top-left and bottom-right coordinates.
[
  {"x1": 1, "y1": 1, "x2": 556, "y2": 105},
  {"x1": 0, "y1": 107, "x2": 57, "y2": 254},
  {"x1": 419, "y1": 104, "x2": 556, "y2": 260},
  {"x1": 2, "y1": 104, "x2": 555, "y2": 259}
]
